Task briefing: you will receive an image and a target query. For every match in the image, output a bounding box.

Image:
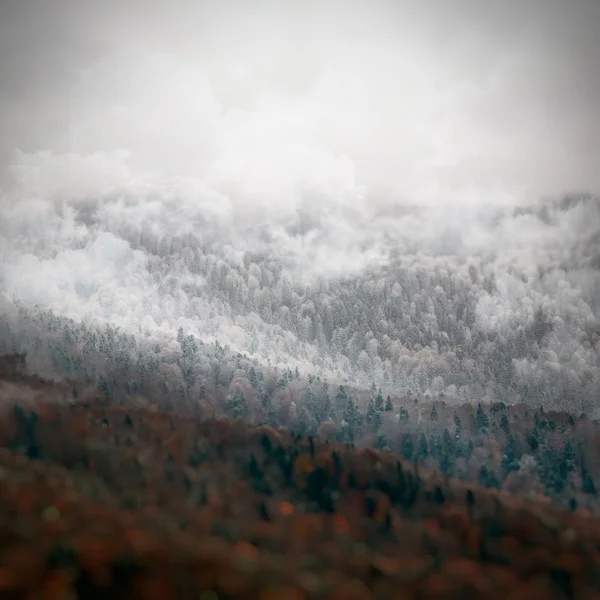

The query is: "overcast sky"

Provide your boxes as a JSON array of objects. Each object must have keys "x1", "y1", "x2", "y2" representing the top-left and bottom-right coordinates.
[{"x1": 1, "y1": 0, "x2": 599, "y2": 206}]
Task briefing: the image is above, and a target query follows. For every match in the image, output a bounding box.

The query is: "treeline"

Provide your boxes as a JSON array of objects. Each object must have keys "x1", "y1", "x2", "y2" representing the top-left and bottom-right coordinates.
[{"x1": 1, "y1": 297, "x2": 600, "y2": 515}]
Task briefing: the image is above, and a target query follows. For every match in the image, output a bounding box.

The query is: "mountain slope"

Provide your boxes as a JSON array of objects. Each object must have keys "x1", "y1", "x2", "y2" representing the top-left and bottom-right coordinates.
[{"x1": 0, "y1": 358, "x2": 599, "y2": 599}]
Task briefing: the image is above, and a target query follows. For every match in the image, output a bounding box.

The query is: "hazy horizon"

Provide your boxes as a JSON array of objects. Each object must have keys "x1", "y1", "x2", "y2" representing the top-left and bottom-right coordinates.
[{"x1": 1, "y1": 1, "x2": 599, "y2": 202}]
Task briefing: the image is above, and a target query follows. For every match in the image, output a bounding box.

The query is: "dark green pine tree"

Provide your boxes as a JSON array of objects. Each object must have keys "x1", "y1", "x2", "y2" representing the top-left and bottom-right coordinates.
[
  {"x1": 385, "y1": 396, "x2": 393, "y2": 412},
  {"x1": 335, "y1": 385, "x2": 348, "y2": 418},
  {"x1": 320, "y1": 390, "x2": 333, "y2": 422},
  {"x1": 260, "y1": 389, "x2": 272, "y2": 409},
  {"x1": 442, "y1": 428, "x2": 453, "y2": 452},
  {"x1": 402, "y1": 435, "x2": 414, "y2": 460},
  {"x1": 97, "y1": 375, "x2": 109, "y2": 397},
  {"x1": 476, "y1": 403, "x2": 489, "y2": 432},
  {"x1": 344, "y1": 396, "x2": 362, "y2": 437},
  {"x1": 375, "y1": 432, "x2": 388, "y2": 451},
  {"x1": 501, "y1": 435, "x2": 519, "y2": 474},
  {"x1": 478, "y1": 465, "x2": 499, "y2": 489},
  {"x1": 337, "y1": 422, "x2": 354, "y2": 444},
  {"x1": 581, "y1": 459, "x2": 597, "y2": 495},
  {"x1": 225, "y1": 389, "x2": 247, "y2": 420},
  {"x1": 583, "y1": 471, "x2": 597, "y2": 495},
  {"x1": 365, "y1": 398, "x2": 375, "y2": 425},
  {"x1": 375, "y1": 389, "x2": 385, "y2": 413},
  {"x1": 453, "y1": 412, "x2": 461, "y2": 438},
  {"x1": 465, "y1": 438, "x2": 474, "y2": 460},
  {"x1": 249, "y1": 366, "x2": 259, "y2": 389},
  {"x1": 562, "y1": 438, "x2": 575, "y2": 472},
  {"x1": 418, "y1": 432, "x2": 429, "y2": 460},
  {"x1": 267, "y1": 404, "x2": 277, "y2": 428},
  {"x1": 296, "y1": 406, "x2": 315, "y2": 436},
  {"x1": 306, "y1": 387, "x2": 317, "y2": 417},
  {"x1": 439, "y1": 428, "x2": 454, "y2": 474},
  {"x1": 529, "y1": 427, "x2": 539, "y2": 451},
  {"x1": 373, "y1": 408, "x2": 383, "y2": 433}
]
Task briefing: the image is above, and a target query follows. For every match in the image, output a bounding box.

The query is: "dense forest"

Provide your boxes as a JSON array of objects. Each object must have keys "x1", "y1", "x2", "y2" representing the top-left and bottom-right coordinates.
[
  {"x1": 1, "y1": 283, "x2": 600, "y2": 518},
  {"x1": 1, "y1": 355, "x2": 600, "y2": 598},
  {"x1": 1, "y1": 3, "x2": 600, "y2": 596},
  {"x1": 2, "y1": 188, "x2": 598, "y2": 412},
  {"x1": 1, "y1": 195, "x2": 600, "y2": 525}
]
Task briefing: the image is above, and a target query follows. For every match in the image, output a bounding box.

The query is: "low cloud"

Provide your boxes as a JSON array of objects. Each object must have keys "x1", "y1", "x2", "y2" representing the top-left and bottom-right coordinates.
[{"x1": 0, "y1": 1, "x2": 598, "y2": 411}]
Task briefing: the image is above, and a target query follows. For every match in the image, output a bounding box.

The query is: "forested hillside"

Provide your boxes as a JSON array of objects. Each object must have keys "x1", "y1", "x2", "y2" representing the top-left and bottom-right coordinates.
[
  {"x1": 1, "y1": 2, "x2": 600, "y2": 595},
  {"x1": 1, "y1": 355, "x2": 600, "y2": 599}
]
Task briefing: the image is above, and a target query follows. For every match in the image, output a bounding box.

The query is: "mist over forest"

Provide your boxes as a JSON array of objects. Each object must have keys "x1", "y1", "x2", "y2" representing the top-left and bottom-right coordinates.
[
  {"x1": 0, "y1": 0, "x2": 599, "y2": 417},
  {"x1": 3, "y1": 6, "x2": 600, "y2": 597},
  {"x1": 1, "y1": 172, "x2": 599, "y2": 412}
]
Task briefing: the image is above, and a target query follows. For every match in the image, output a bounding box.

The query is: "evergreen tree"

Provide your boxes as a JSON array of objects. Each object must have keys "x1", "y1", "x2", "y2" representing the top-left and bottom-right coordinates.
[
  {"x1": 320, "y1": 390, "x2": 333, "y2": 422},
  {"x1": 402, "y1": 435, "x2": 414, "y2": 460},
  {"x1": 375, "y1": 389, "x2": 385, "y2": 412},
  {"x1": 335, "y1": 385, "x2": 348, "y2": 417},
  {"x1": 306, "y1": 386, "x2": 317, "y2": 416},
  {"x1": 344, "y1": 397, "x2": 362, "y2": 437},
  {"x1": 267, "y1": 404, "x2": 277, "y2": 428},
  {"x1": 249, "y1": 366, "x2": 259, "y2": 389},
  {"x1": 225, "y1": 389, "x2": 247, "y2": 420},
  {"x1": 501, "y1": 435, "x2": 518, "y2": 474},
  {"x1": 261, "y1": 389, "x2": 272, "y2": 409},
  {"x1": 366, "y1": 398, "x2": 375, "y2": 425},
  {"x1": 465, "y1": 439, "x2": 474, "y2": 460},
  {"x1": 296, "y1": 406, "x2": 315, "y2": 436},
  {"x1": 417, "y1": 432, "x2": 429, "y2": 460},
  {"x1": 476, "y1": 403, "x2": 489, "y2": 432},
  {"x1": 583, "y1": 472, "x2": 597, "y2": 495},
  {"x1": 478, "y1": 465, "x2": 499, "y2": 489},
  {"x1": 453, "y1": 412, "x2": 461, "y2": 438},
  {"x1": 439, "y1": 428, "x2": 454, "y2": 474},
  {"x1": 562, "y1": 439, "x2": 575, "y2": 472},
  {"x1": 442, "y1": 428, "x2": 453, "y2": 453},
  {"x1": 529, "y1": 427, "x2": 539, "y2": 451},
  {"x1": 97, "y1": 376, "x2": 109, "y2": 397},
  {"x1": 337, "y1": 422, "x2": 354, "y2": 444},
  {"x1": 385, "y1": 396, "x2": 393, "y2": 412},
  {"x1": 373, "y1": 408, "x2": 383, "y2": 432},
  {"x1": 375, "y1": 432, "x2": 388, "y2": 451},
  {"x1": 582, "y1": 463, "x2": 596, "y2": 495}
]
